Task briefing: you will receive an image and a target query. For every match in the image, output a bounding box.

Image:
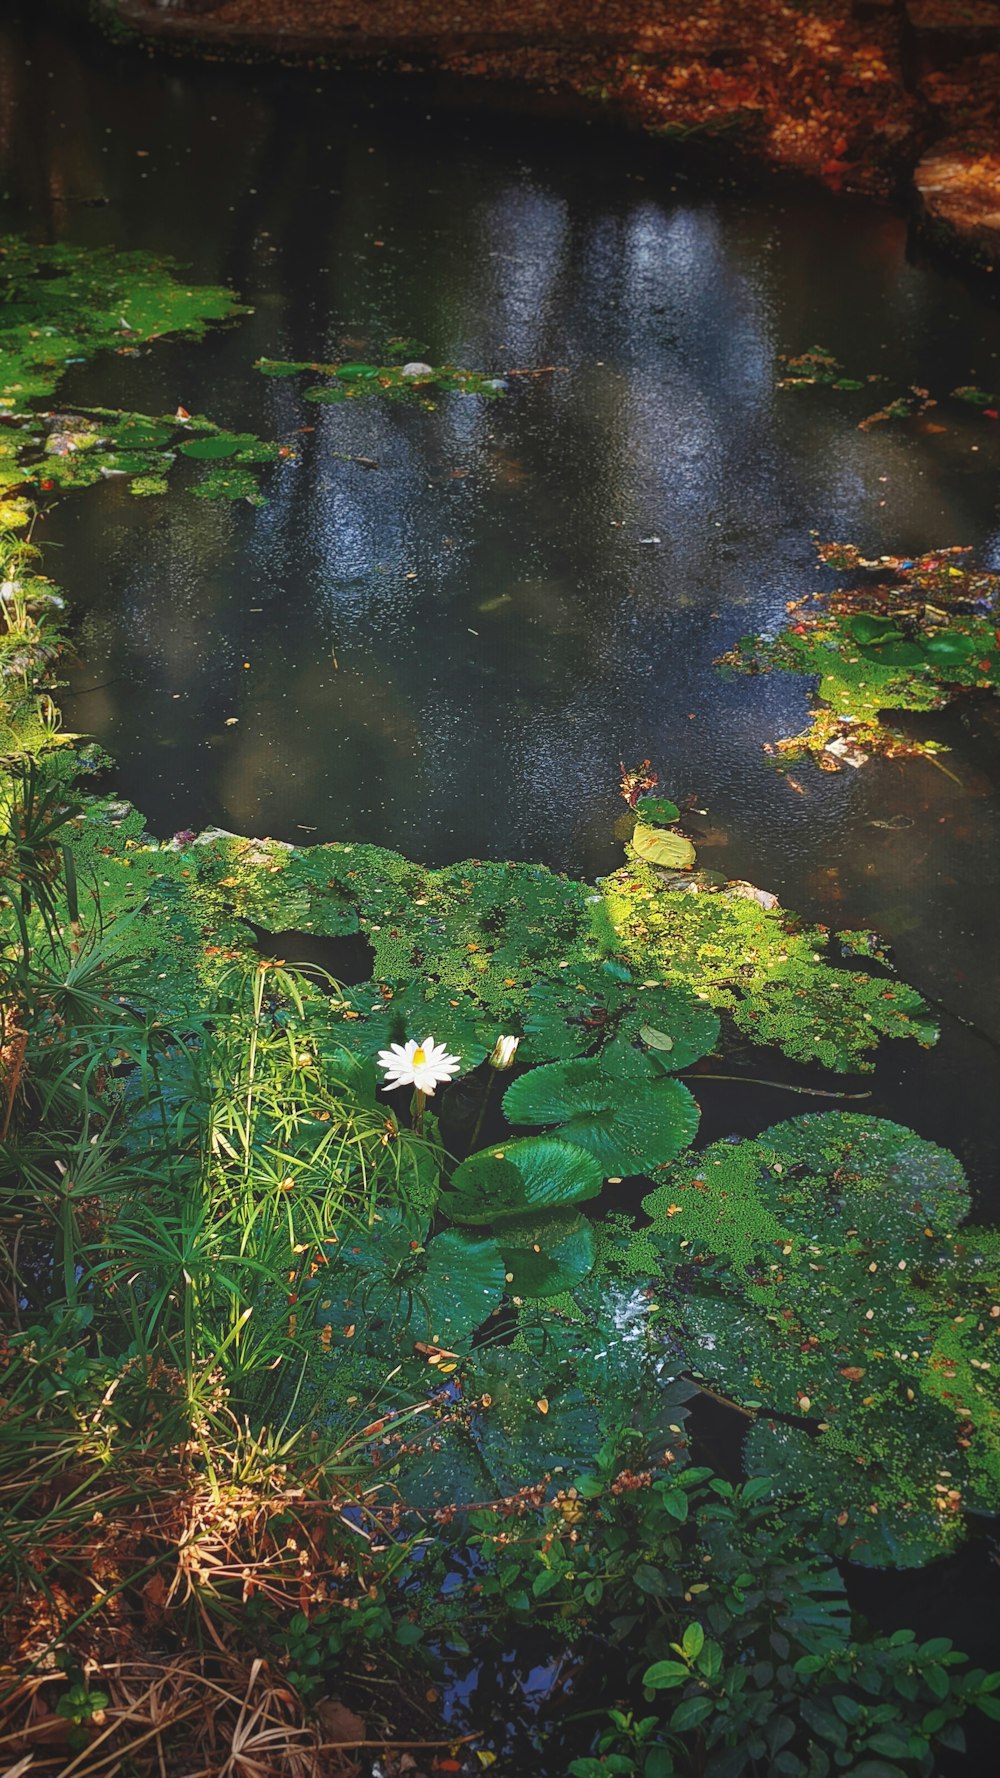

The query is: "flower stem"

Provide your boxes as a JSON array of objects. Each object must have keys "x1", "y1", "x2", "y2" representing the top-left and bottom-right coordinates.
[
  {"x1": 412, "y1": 1087, "x2": 426, "y2": 1134},
  {"x1": 467, "y1": 1071, "x2": 496, "y2": 1155}
]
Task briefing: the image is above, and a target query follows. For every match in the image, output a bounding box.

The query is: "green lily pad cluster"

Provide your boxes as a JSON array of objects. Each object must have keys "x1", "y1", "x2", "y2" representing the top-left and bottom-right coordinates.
[
  {"x1": 54, "y1": 808, "x2": 935, "y2": 1077},
  {"x1": 256, "y1": 353, "x2": 505, "y2": 404},
  {"x1": 0, "y1": 408, "x2": 281, "y2": 506},
  {"x1": 0, "y1": 236, "x2": 248, "y2": 405},
  {"x1": 719, "y1": 539, "x2": 1000, "y2": 764},
  {"x1": 601, "y1": 859, "x2": 935, "y2": 1070},
  {"x1": 640, "y1": 1112, "x2": 1000, "y2": 1566}
]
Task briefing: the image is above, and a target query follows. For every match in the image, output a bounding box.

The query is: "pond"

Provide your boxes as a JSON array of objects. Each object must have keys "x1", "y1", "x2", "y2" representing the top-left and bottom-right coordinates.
[{"x1": 2, "y1": 0, "x2": 999, "y2": 1754}]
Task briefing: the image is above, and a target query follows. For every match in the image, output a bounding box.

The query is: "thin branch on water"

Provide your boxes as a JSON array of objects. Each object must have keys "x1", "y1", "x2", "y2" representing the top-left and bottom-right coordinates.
[
  {"x1": 688, "y1": 1072, "x2": 872, "y2": 1100},
  {"x1": 687, "y1": 1378, "x2": 758, "y2": 1419}
]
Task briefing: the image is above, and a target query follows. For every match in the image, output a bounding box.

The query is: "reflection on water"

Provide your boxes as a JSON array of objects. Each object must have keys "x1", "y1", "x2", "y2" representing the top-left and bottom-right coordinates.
[{"x1": 2, "y1": 4, "x2": 999, "y2": 1149}]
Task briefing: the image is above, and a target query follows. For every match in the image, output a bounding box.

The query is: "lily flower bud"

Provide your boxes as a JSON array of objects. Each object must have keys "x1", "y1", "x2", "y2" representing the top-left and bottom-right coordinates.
[{"x1": 489, "y1": 1034, "x2": 520, "y2": 1070}]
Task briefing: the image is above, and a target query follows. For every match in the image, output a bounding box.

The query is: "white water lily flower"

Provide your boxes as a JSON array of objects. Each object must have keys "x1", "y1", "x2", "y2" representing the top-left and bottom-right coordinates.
[{"x1": 377, "y1": 1036, "x2": 461, "y2": 1095}]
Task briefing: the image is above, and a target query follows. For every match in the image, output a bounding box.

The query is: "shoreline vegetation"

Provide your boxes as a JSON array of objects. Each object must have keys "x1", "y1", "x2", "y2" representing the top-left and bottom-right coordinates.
[
  {"x1": 96, "y1": 0, "x2": 1000, "y2": 279},
  {"x1": 1, "y1": 199, "x2": 999, "y2": 1778}
]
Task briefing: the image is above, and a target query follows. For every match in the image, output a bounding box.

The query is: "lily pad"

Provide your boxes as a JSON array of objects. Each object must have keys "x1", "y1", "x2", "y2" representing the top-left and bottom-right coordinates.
[
  {"x1": 315, "y1": 1211, "x2": 505, "y2": 1349},
  {"x1": 633, "y1": 796, "x2": 681, "y2": 826},
  {"x1": 743, "y1": 1411, "x2": 967, "y2": 1569},
  {"x1": 499, "y1": 1207, "x2": 597, "y2": 1297},
  {"x1": 179, "y1": 432, "x2": 246, "y2": 460},
  {"x1": 862, "y1": 639, "x2": 928, "y2": 669},
  {"x1": 612, "y1": 983, "x2": 721, "y2": 1072},
  {"x1": 443, "y1": 1136, "x2": 603, "y2": 1225},
  {"x1": 631, "y1": 824, "x2": 697, "y2": 870},
  {"x1": 503, "y1": 1057, "x2": 700, "y2": 1176},
  {"x1": 472, "y1": 1348, "x2": 599, "y2": 1492},
  {"x1": 847, "y1": 614, "x2": 903, "y2": 646},
  {"x1": 923, "y1": 630, "x2": 981, "y2": 664}
]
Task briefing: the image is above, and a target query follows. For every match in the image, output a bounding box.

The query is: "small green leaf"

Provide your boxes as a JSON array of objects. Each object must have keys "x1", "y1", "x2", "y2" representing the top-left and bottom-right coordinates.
[
  {"x1": 670, "y1": 1696, "x2": 714, "y2": 1732},
  {"x1": 643, "y1": 1660, "x2": 691, "y2": 1690}
]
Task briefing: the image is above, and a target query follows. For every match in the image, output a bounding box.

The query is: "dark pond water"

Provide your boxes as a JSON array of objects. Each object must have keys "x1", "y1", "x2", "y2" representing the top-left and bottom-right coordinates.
[{"x1": 2, "y1": 0, "x2": 999, "y2": 1741}]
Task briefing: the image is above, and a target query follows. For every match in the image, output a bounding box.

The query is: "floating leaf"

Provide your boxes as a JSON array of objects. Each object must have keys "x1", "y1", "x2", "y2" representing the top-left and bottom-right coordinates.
[
  {"x1": 847, "y1": 614, "x2": 903, "y2": 646},
  {"x1": 443, "y1": 1136, "x2": 603, "y2": 1224},
  {"x1": 193, "y1": 465, "x2": 264, "y2": 503},
  {"x1": 646, "y1": 1115, "x2": 994, "y2": 1565},
  {"x1": 613, "y1": 983, "x2": 721, "y2": 1072},
  {"x1": 862, "y1": 639, "x2": 928, "y2": 669},
  {"x1": 631, "y1": 824, "x2": 697, "y2": 870},
  {"x1": 503, "y1": 1057, "x2": 699, "y2": 1176},
  {"x1": 634, "y1": 796, "x2": 681, "y2": 826},
  {"x1": 499, "y1": 1207, "x2": 596, "y2": 1297},
  {"x1": 315, "y1": 1211, "x2": 505, "y2": 1348},
  {"x1": 179, "y1": 432, "x2": 247, "y2": 460},
  {"x1": 472, "y1": 1348, "x2": 599, "y2": 1493}
]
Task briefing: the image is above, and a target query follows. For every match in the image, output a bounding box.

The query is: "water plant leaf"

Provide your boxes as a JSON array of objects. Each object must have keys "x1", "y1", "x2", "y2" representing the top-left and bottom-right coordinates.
[
  {"x1": 742, "y1": 1411, "x2": 967, "y2": 1568},
  {"x1": 193, "y1": 465, "x2": 265, "y2": 503},
  {"x1": 503, "y1": 1057, "x2": 700, "y2": 1176},
  {"x1": 0, "y1": 235, "x2": 247, "y2": 402},
  {"x1": 178, "y1": 433, "x2": 245, "y2": 459},
  {"x1": 644, "y1": 1114, "x2": 995, "y2": 1565},
  {"x1": 634, "y1": 796, "x2": 681, "y2": 826},
  {"x1": 256, "y1": 352, "x2": 505, "y2": 404},
  {"x1": 603, "y1": 860, "x2": 937, "y2": 1071},
  {"x1": 847, "y1": 614, "x2": 902, "y2": 646},
  {"x1": 631, "y1": 823, "x2": 697, "y2": 869},
  {"x1": 520, "y1": 964, "x2": 625, "y2": 1064},
  {"x1": 313, "y1": 1210, "x2": 505, "y2": 1349},
  {"x1": 498, "y1": 1208, "x2": 597, "y2": 1297},
  {"x1": 443, "y1": 1136, "x2": 603, "y2": 1224},
  {"x1": 612, "y1": 983, "x2": 721, "y2": 1072},
  {"x1": 323, "y1": 981, "x2": 490, "y2": 1075},
  {"x1": 720, "y1": 539, "x2": 1000, "y2": 765},
  {"x1": 471, "y1": 1348, "x2": 599, "y2": 1493}
]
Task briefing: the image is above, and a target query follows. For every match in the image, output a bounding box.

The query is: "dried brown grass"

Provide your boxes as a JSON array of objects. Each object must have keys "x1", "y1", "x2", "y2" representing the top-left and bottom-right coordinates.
[{"x1": 0, "y1": 1653, "x2": 362, "y2": 1777}]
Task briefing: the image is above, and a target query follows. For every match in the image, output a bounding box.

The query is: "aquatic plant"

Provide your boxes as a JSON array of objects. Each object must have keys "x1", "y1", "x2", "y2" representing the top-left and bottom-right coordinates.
[
  {"x1": 0, "y1": 407, "x2": 283, "y2": 506},
  {"x1": 1, "y1": 242, "x2": 997, "y2": 1774},
  {"x1": 0, "y1": 237, "x2": 248, "y2": 404},
  {"x1": 719, "y1": 539, "x2": 1000, "y2": 765},
  {"x1": 778, "y1": 342, "x2": 1000, "y2": 428},
  {"x1": 601, "y1": 859, "x2": 935, "y2": 1069},
  {"x1": 642, "y1": 1112, "x2": 1000, "y2": 1565},
  {"x1": 256, "y1": 352, "x2": 505, "y2": 404}
]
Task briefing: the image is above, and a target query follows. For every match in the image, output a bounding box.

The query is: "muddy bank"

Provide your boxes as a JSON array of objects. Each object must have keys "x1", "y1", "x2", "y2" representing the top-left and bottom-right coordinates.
[{"x1": 100, "y1": 0, "x2": 1000, "y2": 277}]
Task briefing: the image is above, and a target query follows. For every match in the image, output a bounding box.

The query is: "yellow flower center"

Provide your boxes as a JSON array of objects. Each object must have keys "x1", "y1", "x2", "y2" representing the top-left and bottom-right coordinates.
[{"x1": 412, "y1": 1046, "x2": 427, "y2": 1066}]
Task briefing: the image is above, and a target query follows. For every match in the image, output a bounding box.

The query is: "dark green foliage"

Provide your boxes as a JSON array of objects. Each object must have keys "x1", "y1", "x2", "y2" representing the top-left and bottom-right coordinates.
[
  {"x1": 0, "y1": 408, "x2": 281, "y2": 506},
  {"x1": 643, "y1": 1114, "x2": 998, "y2": 1565},
  {"x1": 306, "y1": 1208, "x2": 507, "y2": 1350},
  {"x1": 503, "y1": 1056, "x2": 701, "y2": 1176},
  {"x1": 602, "y1": 862, "x2": 936, "y2": 1070}
]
